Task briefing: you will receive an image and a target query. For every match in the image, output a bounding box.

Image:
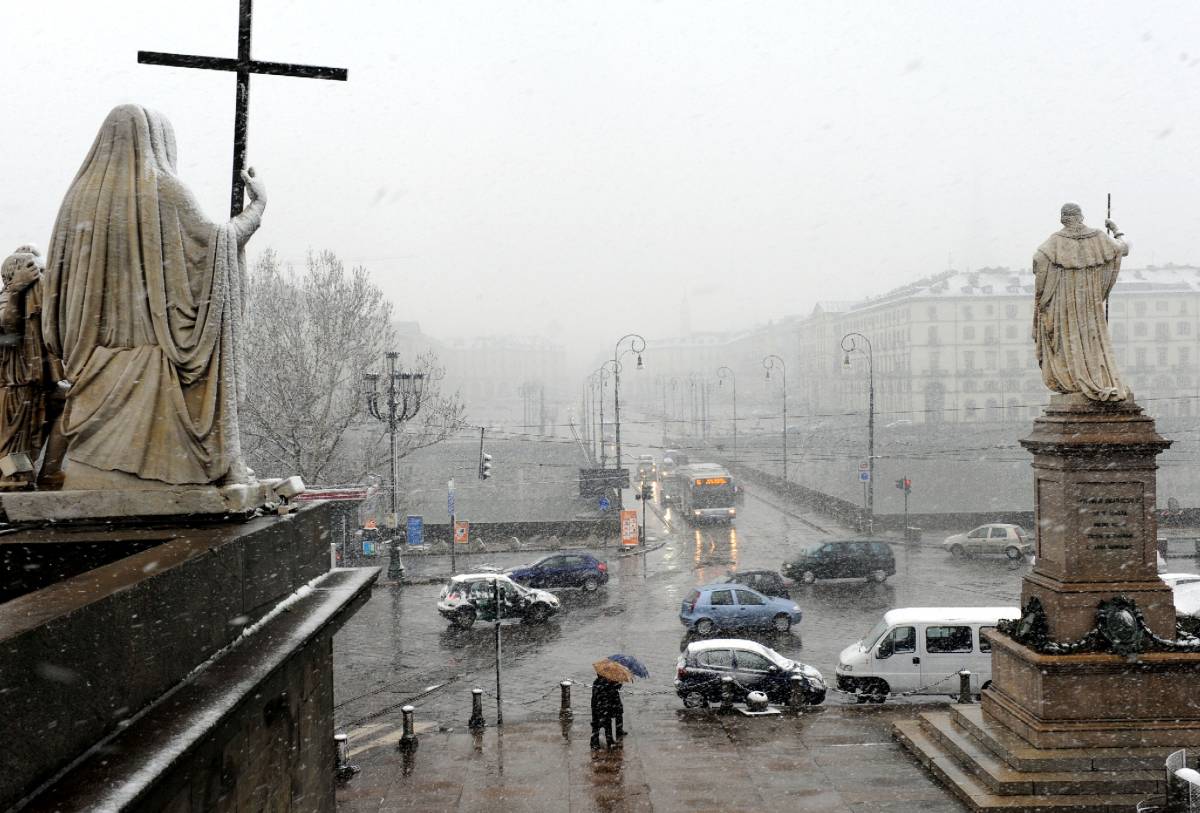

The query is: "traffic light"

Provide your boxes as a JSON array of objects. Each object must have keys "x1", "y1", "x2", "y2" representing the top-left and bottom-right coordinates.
[
  {"x1": 895, "y1": 478, "x2": 912, "y2": 493},
  {"x1": 479, "y1": 452, "x2": 493, "y2": 480}
]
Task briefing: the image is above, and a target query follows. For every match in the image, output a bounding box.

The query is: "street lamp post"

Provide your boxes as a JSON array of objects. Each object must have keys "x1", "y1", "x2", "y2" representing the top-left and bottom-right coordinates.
[
  {"x1": 841, "y1": 332, "x2": 875, "y2": 534},
  {"x1": 363, "y1": 352, "x2": 426, "y2": 582},
  {"x1": 611, "y1": 333, "x2": 646, "y2": 510},
  {"x1": 762, "y1": 355, "x2": 787, "y2": 483},
  {"x1": 717, "y1": 366, "x2": 737, "y2": 466}
]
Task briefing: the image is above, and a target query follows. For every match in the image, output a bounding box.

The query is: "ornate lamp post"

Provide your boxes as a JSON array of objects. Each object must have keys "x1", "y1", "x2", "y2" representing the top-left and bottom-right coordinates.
[
  {"x1": 363, "y1": 351, "x2": 426, "y2": 581},
  {"x1": 841, "y1": 332, "x2": 875, "y2": 534},
  {"x1": 594, "y1": 366, "x2": 610, "y2": 468},
  {"x1": 611, "y1": 334, "x2": 646, "y2": 509},
  {"x1": 717, "y1": 366, "x2": 737, "y2": 466},
  {"x1": 762, "y1": 355, "x2": 787, "y2": 482}
]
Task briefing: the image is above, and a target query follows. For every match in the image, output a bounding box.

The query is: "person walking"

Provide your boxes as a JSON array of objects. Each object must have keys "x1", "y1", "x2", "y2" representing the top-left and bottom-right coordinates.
[{"x1": 590, "y1": 674, "x2": 624, "y2": 750}]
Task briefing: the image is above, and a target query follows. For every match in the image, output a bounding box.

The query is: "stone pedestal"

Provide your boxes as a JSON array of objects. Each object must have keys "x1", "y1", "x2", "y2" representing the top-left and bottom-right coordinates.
[{"x1": 897, "y1": 396, "x2": 1200, "y2": 810}]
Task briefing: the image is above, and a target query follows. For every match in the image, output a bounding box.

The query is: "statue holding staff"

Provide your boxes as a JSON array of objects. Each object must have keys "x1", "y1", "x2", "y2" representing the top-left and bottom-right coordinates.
[{"x1": 1033, "y1": 202, "x2": 1129, "y2": 402}]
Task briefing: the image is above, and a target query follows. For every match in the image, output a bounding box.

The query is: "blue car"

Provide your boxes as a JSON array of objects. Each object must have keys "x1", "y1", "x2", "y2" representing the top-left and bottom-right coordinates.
[
  {"x1": 680, "y1": 583, "x2": 803, "y2": 635},
  {"x1": 508, "y1": 552, "x2": 609, "y2": 592}
]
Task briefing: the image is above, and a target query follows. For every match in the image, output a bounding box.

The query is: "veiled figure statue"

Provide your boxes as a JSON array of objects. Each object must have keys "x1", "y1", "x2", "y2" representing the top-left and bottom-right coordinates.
[
  {"x1": 43, "y1": 104, "x2": 266, "y2": 487},
  {"x1": 1033, "y1": 203, "x2": 1129, "y2": 402}
]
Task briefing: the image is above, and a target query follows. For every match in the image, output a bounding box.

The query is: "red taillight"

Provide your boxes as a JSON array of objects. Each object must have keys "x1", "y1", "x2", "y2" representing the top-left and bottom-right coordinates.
[
  {"x1": 447, "y1": 592, "x2": 460, "y2": 601},
  {"x1": 677, "y1": 665, "x2": 687, "y2": 680},
  {"x1": 598, "y1": 562, "x2": 607, "y2": 572}
]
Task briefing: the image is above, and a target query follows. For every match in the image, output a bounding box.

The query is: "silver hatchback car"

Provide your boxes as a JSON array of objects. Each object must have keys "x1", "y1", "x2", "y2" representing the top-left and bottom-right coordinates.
[{"x1": 943, "y1": 523, "x2": 1033, "y2": 560}]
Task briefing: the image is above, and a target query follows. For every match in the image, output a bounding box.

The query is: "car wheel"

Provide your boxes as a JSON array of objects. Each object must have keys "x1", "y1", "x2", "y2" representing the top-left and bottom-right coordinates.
[
  {"x1": 683, "y1": 691, "x2": 709, "y2": 709},
  {"x1": 582, "y1": 576, "x2": 600, "y2": 592},
  {"x1": 694, "y1": 618, "x2": 715, "y2": 636},
  {"x1": 858, "y1": 678, "x2": 888, "y2": 703},
  {"x1": 454, "y1": 608, "x2": 476, "y2": 629},
  {"x1": 801, "y1": 570, "x2": 816, "y2": 585},
  {"x1": 950, "y1": 544, "x2": 965, "y2": 558},
  {"x1": 526, "y1": 604, "x2": 550, "y2": 623},
  {"x1": 870, "y1": 569, "x2": 887, "y2": 583},
  {"x1": 806, "y1": 690, "x2": 826, "y2": 706},
  {"x1": 1005, "y1": 545, "x2": 1022, "y2": 560},
  {"x1": 772, "y1": 613, "x2": 791, "y2": 632}
]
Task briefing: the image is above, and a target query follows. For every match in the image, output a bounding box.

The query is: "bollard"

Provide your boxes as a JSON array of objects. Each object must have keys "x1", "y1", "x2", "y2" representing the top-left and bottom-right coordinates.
[
  {"x1": 788, "y1": 674, "x2": 806, "y2": 710},
  {"x1": 469, "y1": 688, "x2": 486, "y2": 731},
  {"x1": 559, "y1": 680, "x2": 573, "y2": 718},
  {"x1": 720, "y1": 676, "x2": 734, "y2": 712},
  {"x1": 957, "y1": 670, "x2": 973, "y2": 704},
  {"x1": 399, "y1": 705, "x2": 419, "y2": 752},
  {"x1": 333, "y1": 732, "x2": 359, "y2": 781}
]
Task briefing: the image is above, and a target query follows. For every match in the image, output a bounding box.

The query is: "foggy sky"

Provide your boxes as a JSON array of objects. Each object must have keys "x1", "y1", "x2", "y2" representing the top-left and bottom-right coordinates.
[{"x1": 6, "y1": 1, "x2": 1200, "y2": 361}]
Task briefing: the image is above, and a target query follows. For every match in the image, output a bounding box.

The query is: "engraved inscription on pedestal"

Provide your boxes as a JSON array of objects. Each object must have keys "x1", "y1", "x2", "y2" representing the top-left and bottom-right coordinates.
[{"x1": 1078, "y1": 480, "x2": 1143, "y2": 565}]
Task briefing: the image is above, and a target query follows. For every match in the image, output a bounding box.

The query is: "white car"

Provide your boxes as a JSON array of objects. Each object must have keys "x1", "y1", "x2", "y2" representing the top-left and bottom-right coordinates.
[
  {"x1": 437, "y1": 573, "x2": 560, "y2": 629},
  {"x1": 943, "y1": 524, "x2": 1033, "y2": 560}
]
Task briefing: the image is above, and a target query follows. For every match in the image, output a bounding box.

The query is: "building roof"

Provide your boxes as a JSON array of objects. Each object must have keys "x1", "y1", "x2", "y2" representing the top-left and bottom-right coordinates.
[{"x1": 881, "y1": 607, "x2": 1019, "y2": 625}]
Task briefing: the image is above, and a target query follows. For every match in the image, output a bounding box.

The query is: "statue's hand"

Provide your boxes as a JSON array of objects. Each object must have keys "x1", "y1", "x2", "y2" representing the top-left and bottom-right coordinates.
[
  {"x1": 241, "y1": 167, "x2": 267, "y2": 206},
  {"x1": 1105, "y1": 218, "x2": 1121, "y2": 234},
  {"x1": 7, "y1": 264, "x2": 40, "y2": 292}
]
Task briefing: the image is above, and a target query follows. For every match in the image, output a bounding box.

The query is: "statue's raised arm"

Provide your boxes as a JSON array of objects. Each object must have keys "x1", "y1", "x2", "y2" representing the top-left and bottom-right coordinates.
[{"x1": 1032, "y1": 202, "x2": 1129, "y2": 402}]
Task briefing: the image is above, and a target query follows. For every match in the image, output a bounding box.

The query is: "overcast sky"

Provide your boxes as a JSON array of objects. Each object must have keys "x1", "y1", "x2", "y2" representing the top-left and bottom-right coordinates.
[{"x1": 6, "y1": 1, "x2": 1200, "y2": 359}]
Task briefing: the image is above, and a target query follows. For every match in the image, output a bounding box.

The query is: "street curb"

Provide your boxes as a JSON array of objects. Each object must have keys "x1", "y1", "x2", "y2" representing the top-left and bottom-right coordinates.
[{"x1": 614, "y1": 539, "x2": 667, "y2": 558}]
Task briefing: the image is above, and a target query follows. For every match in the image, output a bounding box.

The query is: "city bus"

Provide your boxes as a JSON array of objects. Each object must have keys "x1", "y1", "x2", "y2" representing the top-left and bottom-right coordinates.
[{"x1": 676, "y1": 463, "x2": 739, "y2": 524}]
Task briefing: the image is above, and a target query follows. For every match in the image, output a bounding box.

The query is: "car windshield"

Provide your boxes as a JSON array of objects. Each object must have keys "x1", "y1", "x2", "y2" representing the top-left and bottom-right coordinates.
[{"x1": 862, "y1": 617, "x2": 891, "y2": 650}]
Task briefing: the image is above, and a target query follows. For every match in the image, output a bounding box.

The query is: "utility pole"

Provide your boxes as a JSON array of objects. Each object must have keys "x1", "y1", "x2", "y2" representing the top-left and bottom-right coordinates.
[
  {"x1": 763, "y1": 355, "x2": 787, "y2": 482},
  {"x1": 717, "y1": 367, "x2": 737, "y2": 466},
  {"x1": 611, "y1": 333, "x2": 646, "y2": 511}
]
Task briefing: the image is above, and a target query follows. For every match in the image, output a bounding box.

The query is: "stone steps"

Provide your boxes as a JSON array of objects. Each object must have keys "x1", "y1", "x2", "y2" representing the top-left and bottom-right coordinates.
[{"x1": 895, "y1": 716, "x2": 1159, "y2": 812}]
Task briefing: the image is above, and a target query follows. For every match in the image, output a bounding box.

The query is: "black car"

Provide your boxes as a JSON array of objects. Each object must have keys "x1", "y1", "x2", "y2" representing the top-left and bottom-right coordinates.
[
  {"x1": 508, "y1": 552, "x2": 609, "y2": 592},
  {"x1": 674, "y1": 639, "x2": 825, "y2": 708},
  {"x1": 783, "y1": 539, "x2": 895, "y2": 584},
  {"x1": 717, "y1": 570, "x2": 791, "y2": 598}
]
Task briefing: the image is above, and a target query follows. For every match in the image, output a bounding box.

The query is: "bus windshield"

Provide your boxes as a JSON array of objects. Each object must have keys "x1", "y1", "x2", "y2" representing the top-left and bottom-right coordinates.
[{"x1": 691, "y1": 482, "x2": 734, "y2": 507}]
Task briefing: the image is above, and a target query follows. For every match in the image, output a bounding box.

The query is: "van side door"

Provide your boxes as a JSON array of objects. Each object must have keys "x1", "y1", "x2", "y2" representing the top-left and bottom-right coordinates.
[{"x1": 921, "y1": 624, "x2": 974, "y2": 692}]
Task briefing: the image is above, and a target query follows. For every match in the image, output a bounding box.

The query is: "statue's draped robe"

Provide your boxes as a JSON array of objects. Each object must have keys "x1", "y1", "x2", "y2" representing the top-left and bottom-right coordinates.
[
  {"x1": 1033, "y1": 225, "x2": 1128, "y2": 402},
  {"x1": 43, "y1": 105, "x2": 258, "y2": 485},
  {"x1": 0, "y1": 279, "x2": 49, "y2": 473}
]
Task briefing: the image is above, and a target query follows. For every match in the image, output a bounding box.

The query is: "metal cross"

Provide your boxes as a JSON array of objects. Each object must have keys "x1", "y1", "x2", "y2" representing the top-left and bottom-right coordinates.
[{"x1": 138, "y1": 0, "x2": 348, "y2": 217}]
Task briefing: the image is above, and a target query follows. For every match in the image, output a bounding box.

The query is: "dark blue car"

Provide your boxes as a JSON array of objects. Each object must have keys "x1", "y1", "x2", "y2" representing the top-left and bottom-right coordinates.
[{"x1": 508, "y1": 552, "x2": 608, "y2": 592}]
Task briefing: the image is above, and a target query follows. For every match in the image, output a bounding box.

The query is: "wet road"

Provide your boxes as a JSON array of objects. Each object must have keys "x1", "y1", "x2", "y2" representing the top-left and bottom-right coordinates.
[{"x1": 332, "y1": 439, "x2": 1045, "y2": 735}]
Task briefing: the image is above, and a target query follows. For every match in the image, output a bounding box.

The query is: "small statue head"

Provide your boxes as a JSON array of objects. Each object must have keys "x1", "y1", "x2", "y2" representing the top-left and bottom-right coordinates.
[
  {"x1": 1060, "y1": 202, "x2": 1084, "y2": 227},
  {"x1": 1, "y1": 251, "x2": 43, "y2": 288}
]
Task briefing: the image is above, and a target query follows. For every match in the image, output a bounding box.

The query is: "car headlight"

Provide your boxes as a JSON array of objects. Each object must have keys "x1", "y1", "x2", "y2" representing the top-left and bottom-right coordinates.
[{"x1": 841, "y1": 664, "x2": 853, "y2": 673}]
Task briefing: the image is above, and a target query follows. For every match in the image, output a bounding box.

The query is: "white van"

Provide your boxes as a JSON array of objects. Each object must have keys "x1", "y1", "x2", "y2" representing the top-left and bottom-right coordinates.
[{"x1": 835, "y1": 607, "x2": 1018, "y2": 701}]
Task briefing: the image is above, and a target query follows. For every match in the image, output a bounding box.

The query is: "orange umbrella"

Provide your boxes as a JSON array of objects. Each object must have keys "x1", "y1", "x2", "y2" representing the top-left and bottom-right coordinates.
[{"x1": 593, "y1": 659, "x2": 634, "y2": 683}]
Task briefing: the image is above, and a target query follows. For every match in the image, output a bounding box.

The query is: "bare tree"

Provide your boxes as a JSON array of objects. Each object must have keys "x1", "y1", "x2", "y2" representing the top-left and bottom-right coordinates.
[{"x1": 239, "y1": 249, "x2": 464, "y2": 484}]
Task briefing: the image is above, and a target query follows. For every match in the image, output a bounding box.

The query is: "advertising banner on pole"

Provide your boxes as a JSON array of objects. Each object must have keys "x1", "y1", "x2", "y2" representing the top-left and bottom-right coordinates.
[
  {"x1": 620, "y1": 509, "x2": 639, "y2": 546},
  {"x1": 454, "y1": 520, "x2": 470, "y2": 545},
  {"x1": 406, "y1": 515, "x2": 423, "y2": 546}
]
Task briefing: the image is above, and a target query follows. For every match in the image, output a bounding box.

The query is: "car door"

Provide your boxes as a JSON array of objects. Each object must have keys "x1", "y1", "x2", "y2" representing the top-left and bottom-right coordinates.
[
  {"x1": 733, "y1": 589, "x2": 767, "y2": 627},
  {"x1": 706, "y1": 588, "x2": 737, "y2": 628},
  {"x1": 538, "y1": 556, "x2": 567, "y2": 588},
  {"x1": 731, "y1": 648, "x2": 778, "y2": 698},
  {"x1": 965, "y1": 526, "x2": 989, "y2": 555},
  {"x1": 814, "y1": 543, "x2": 837, "y2": 578},
  {"x1": 696, "y1": 648, "x2": 735, "y2": 696},
  {"x1": 988, "y1": 526, "x2": 1009, "y2": 556},
  {"x1": 565, "y1": 555, "x2": 592, "y2": 586},
  {"x1": 922, "y1": 624, "x2": 975, "y2": 690},
  {"x1": 871, "y1": 625, "x2": 919, "y2": 692}
]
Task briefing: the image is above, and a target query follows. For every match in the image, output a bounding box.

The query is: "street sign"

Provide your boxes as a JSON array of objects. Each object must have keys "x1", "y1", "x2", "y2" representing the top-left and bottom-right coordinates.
[
  {"x1": 598, "y1": 496, "x2": 610, "y2": 512},
  {"x1": 406, "y1": 515, "x2": 423, "y2": 546},
  {"x1": 620, "y1": 510, "x2": 639, "y2": 546},
  {"x1": 859, "y1": 462, "x2": 869, "y2": 471},
  {"x1": 454, "y1": 520, "x2": 470, "y2": 545},
  {"x1": 858, "y1": 470, "x2": 871, "y2": 482}
]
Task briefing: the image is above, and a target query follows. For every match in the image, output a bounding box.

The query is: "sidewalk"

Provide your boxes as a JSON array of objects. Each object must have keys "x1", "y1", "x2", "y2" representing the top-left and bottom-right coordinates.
[{"x1": 335, "y1": 695, "x2": 965, "y2": 812}]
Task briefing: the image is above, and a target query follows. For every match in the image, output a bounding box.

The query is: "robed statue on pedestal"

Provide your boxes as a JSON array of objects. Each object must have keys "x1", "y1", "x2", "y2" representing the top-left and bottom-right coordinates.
[
  {"x1": 1033, "y1": 203, "x2": 1130, "y2": 402},
  {"x1": 42, "y1": 104, "x2": 266, "y2": 487}
]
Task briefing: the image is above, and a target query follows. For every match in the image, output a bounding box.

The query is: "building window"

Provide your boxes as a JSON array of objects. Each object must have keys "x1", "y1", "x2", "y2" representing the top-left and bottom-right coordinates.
[
  {"x1": 1005, "y1": 325, "x2": 1017, "y2": 340},
  {"x1": 1158, "y1": 347, "x2": 1169, "y2": 367},
  {"x1": 927, "y1": 325, "x2": 939, "y2": 344},
  {"x1": 984, "y1": 326, "x2": 995, "y2": 341},
  {"x1": 963, "y1": 380, "x2": 975, "y2": 393},
  {"x1": 1136, "y1": 302, "x2": 1147, "y2": 317},
  {"x1": 928, "y1": 351, "x2": 941, "y2": 373},
  {"x1": 963, "y1": 306, "x2": 974, "y2": 320},
  {"x1": 1135, "y1": 322, "x2": 1148, "y2": 338},
  {"x1": 985, "y1": 351, "x2": 997, "y2": 370},
  {"x1": 964, "y1": 400, "x2": 978, "y2": 420},
  {"x1": 1005, "y1": 304, "x2": 1018, "y2": 319},
  {"x1": 1179, "y1": 322, "x2": 1192, "y2": 337},
  {"x1": 964, "y1": 350, "x2": 975, "y2": 370},
  {"x1": 1136, "y1": 347, "x2": 1148, "y2": 368},
  {"x1": 963, "y1": 326, "x2": 975, "y2": 340},
  {"x1": 1157, "y1": 300, "x2": 1169, "y2": 313},
  {"x1": 1156, "y1": 323, "x2": 1170, "y2": 341},
  {"x1": 985, "y1": 304, "x2": 994, "y2": 316},
  {"x1": 1007, "y1": 350, "x2": 1019, "y2": 369},
  {"x1": 986, "y1": 399, "x2": 1001, "y2": 422},
  {"x1": 1113, "y1": 323, "x2": 1127, "y2": 341},
  {"x1": 1180, "y1": 347, "x2": 1191, "y2": 367},
  {"x1": 927, "y1": 306, "x2": 937, "y2": 321}
]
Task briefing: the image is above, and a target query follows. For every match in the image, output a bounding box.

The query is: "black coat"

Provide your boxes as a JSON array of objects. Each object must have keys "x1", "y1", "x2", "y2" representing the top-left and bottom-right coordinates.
[{"x1": 591, "y1": 676, "x2": 623, "y2": 724}]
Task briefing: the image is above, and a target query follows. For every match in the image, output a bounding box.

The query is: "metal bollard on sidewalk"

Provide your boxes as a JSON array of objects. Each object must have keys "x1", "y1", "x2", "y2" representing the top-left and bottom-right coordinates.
[
  {"x1": 720, "y1": 676, "x2": 734, "y2": 712},
  {"x1": 334, "y1": 732, "x2": 360, "y2": 781},
  {"x1": 957, "y1": 670, "x2": 973, "y2": 704},
  {"x1": 559, "y1": 680, "x2": 573, "y2": 718},
  {"x1": 788, "y1": 674, "x2": 806, "y2": 711},
  {"x1": 469, "y1": 688, "x2": 486, "y2": 731},
  {"x1": 399, "y1": 705, "x2": 419, "y2": 752}
]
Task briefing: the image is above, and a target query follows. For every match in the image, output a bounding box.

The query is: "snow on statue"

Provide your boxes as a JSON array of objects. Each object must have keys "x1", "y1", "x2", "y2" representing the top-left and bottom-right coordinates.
[
  {"x1": 1032, "y1": 202, "x2": 1130, "y2": 402},
  {"x1": 42, "y1": 104, "x2": 266, "y2": 487}
]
